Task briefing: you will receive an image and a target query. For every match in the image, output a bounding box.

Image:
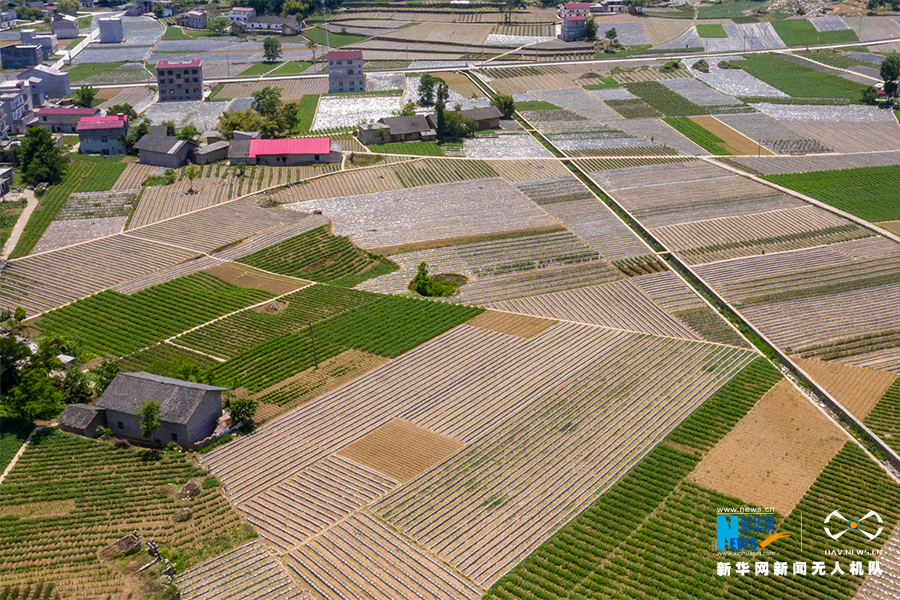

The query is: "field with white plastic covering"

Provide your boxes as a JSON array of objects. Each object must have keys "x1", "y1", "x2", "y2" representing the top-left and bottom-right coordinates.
[
  {"x1": 715, "y1": 113, "x2": 833, "y2": 155},
  {"x1": 285, "y1": 177, "x2": 557, "y2": 249},
  {"x1": 402, "y1": 76, "x2": 492, "y2": 111},
  {"x1": 529, "y1": 87, "x2": 624, "y2": 122},
  {"x1": 661, "y1": 78, "x2": 743, "y2": 106},
  {"x1": 727, "y1": 150, "x2": 900, "y2": 175},
  {"x1": 311, "y1": 94, "x2": 403, "y2": 130},
  {"x1": 31, "y1": 217, "x2": 126, "y2": 254},
  {"x1": 685, "y1": 57, "x2": 788, "y2": 98},
  {"x1": 614, "y1": 118, "x2": 709, "y2": 155},
  {"x1": 810, "y1": 16, "x2": 851, "y2": 32},
  {"x1": 143, "y1": 99, "x2": 202, "y2": 127},
  {"x1": 462, "y1": 132, "x2": 554, "y2": 158}
]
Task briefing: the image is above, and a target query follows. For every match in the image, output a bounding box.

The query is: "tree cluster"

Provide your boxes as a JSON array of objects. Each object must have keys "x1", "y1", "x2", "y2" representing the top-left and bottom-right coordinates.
[
  {"x1": 57, "y1": 0, "x2": 80, "y2": 15},
  {"x1": 21, "y1": 127, "x2": 67, "y2": 186},
  {"x1": 409, "y1": 262, "x2": 460, "y2": 297},
  {"x1": 881, "y1": 55, "x2": 900, "y2": 100},
  {"x1": 219, "y1": 86, "x2": 298, "y2": 138},
  {"x1": 73, "y1": 86, "x2": 98, "y2": 109}
]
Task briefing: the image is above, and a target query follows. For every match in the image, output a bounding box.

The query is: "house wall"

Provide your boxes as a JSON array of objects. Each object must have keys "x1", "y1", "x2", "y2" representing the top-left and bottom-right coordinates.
[
  {"x1": 34, "y1": 73, "x2": 69, "y2": 98},
  {"x1": 184, "y1": 391, "x2": 223, "y2": 443},
  {"x1": 192, "y1": 146, "x2": 227, "y2": 164},
  {"x1": 38, "y1": 113, "x2": 81, "y2": 132},
  {"x1": 51, "y1": 20, "x2": 78, "y2": 38},
  {"x1": 60, "y1": 411, "x2": 108, "y2": 438},
  {"x1": 138, "y1": 146, "x2": 190, "y2": 167},
  {"x1": 157, "y1": 65, "x2": 203, "y2": 101},
  {"x1": 254, "y1": 149, "x2": 341, "y2": 166},
  {"x1": 0, "y1": 46, "x2": 40, "y2": 70},
  {"x1": 79, "y1": 128, "x2": 126, "y2": 155},
  {"x1": 106, "y1": 408, "x2": 190, "y2": 445}
]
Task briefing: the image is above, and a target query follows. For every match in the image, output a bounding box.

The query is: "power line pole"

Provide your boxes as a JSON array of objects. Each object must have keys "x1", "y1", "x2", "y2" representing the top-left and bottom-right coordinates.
[{"x1": 322, "y1": 0, "x2": 329, "y2": 49}]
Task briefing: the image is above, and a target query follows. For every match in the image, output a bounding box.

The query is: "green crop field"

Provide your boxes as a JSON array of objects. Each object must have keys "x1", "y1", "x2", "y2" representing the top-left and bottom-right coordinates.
[
  {"x1": 697, "y1": 0, "x2": 767, "y2": 18},
  {"x1": 205, "y1": 295, "x2": 481, "y2": 390},
  {"x1": 239, "y1": 62, "x2": 279, "y2": 77},
  {"x1": 625, "y1": 81, "x2": 709, "y2": 117},
  {"x1": 738, "y1": 54, "x2": 867, "y2": 99},
  {"x1": 271, "y1": 61, "x2": 312, "y2": 76},
  {"x1": 237, "y1": 225, "x2": 396, "y2": 285},
  {"x1": 294, "y1": 94, "x2": 320, "y2": 134},
  {"x1": 161, "y1": 25, "x2": 214, "y2": 40},
  {"x1": 177, "y1": 285, "x2": 381, "y2": 359},
  {"x1": 0, "y1": 417, "x2": 33, "y2": 474},
  {"x1": 64, "y1": 62, "x2": 128, "y2": 83},
  {"x1": 487, "y1": 358, "x2": 900, "y2": 600},
  {"x1": 605, "y1": 98, "x2": 663, "y2": 119},
  {"x1": 9, "y1": 155, "x2": 125, "y2": 258},
  {"x1": 864, "y1": 378, "x2": 900, "y2": 454},
  {"x1": 663, "y1": 117, "x2": 732, "y2": 155},
  {"x1": 697, "y1": 23, "x2": 728, "y2": 38},
  {"x1": 800, "y1": 50, "x2": 875, "y2": 70},
  {"x1": 36, "y1": 272, "x2": 273, "y2": 358},
  {"x1": 772, "y1": 19, "x2": 859, "y2": 47},
  {"x1": 366, "y1": 141, "x2": 445, "y2": 156},
  {"x1": 0, "y1": 430, "x2": 254, "y2": 598},
  {"x1": 119, "y1": 342, "x2": 220, "y2": 379},
  {"x1": 763, "y1": 165, "x2": 900, "y2": 222},
  {"x1": 516, "y1": 100, "x2": 563, "y2": 111},
  {"x1": 302, "y1": 28, "x2": 367, "y2": 48}
]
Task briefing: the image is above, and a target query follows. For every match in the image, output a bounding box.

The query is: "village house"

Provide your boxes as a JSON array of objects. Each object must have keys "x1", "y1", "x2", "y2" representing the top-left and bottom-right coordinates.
[
  {"x1": 94, "y1": 372, "x2": 227, "y2": 446},
  {"x1": 134, "y1": 133, "x2": 196, "y2": 167},
  {"x1": 228, "y1": 6, "x2": 254, "y2": 24},
  {"x1": 357, "y1": 115, "x2": 436, "y2": 145},
  {"x1": 192, "y1": 139, "x2": 228, "y2": 164},
  {"x1": 228, "y1": 137, "x2": 341, "y2": 166},
  {"x1": 590, "y1": 0, "x2": 625, "y2": 12},
  {"x1": 19, "y1": 64, "x2": 70, "y2": 99},
  {"x1": 233, "y1": 14, "x2": 300, "y2": 35},
  {"x1": 156, "y1": 59, "x2": 203, "y2": 101},
  {"x1": 176, "y1": 9, "x2": 206, "y2": 30},
  {"x1": 560, "y1": 15, "x2": 585, "y2": 41},
  {"x1": 50, "y1": 13, "x2": 78, "y2": 38},
  {"x1": 58, "y1": 404, "x2": 107, "y2": 438},
  {"x1": 0, "y1": 79, "x2": 35, "y2": 134},
  {"x1": 559, "y1": 2, "x2": 590, "y2": 17},
  {"x1": 98, "y1": 16, "x2": 124, "y2": 43},
  {"x1": 77, "y1": 114, "x2": 128, "y2": 155},
  {"x1": 0, "y1": 8, "x2": 16, "y2": 29},
  {"x1": 36, "y1": 106, "x2": 98, "y2": 133},
  {"x1": 20, "y1": 29, "x2": 57, "y2": 60},
  {"x1": 327, "y1": 49, "x2": 364, "y2": 93},
  {"x1": 461, "y1": 105, "x2": 503, "y2": 130},
  {"x1": 0, "y1": 44, "x2": 41, "y2": 70}
]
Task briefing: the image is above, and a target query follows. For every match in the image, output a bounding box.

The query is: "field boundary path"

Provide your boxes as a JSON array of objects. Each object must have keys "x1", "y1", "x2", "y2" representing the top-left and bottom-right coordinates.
[
  {"x1": 0, "y1": 426, "x2": 43, "y2": 487},
  {"x1": 1, "y1": 190, "x2": 38, "y2": 260}
]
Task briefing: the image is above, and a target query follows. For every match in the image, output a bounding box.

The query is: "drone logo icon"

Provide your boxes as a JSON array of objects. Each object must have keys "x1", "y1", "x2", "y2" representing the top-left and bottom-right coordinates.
[{"x1": 824, "y1": 510, "x2": 883, "y2": 541}]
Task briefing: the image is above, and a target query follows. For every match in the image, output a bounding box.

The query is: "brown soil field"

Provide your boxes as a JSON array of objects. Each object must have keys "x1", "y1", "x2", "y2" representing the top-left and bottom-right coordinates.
[
  {"x1": 689, "y1": 379, "x2": 845, "y2": 516},
  {"x1": 792, "y1": 356, "x2": 897, "y2": 419},
  {"x1": 205, "y1": 262, "x2": 309, "y2": 296},
  {"x1": 371, "y1": 225, "x2": 566, "y2": 256},
  {"x1": 0, "y1": 499, "x2": 75, "y2": 518},
  {"x1": 95, "y1": 87, "x2": 123, "y2": 100},
  {"x1": 690, "y1": 116, "x2": 777, "y2": 156},
  {"x1": 877, "y1": 221, "x2": 900, "y2": 236},
  {"x1": 467, "y1": 309, "x2": 557, "y2": 338},
  {"x1": 337, "y1": 418, "x2": 464, "y2": 484},
  {"x1": 253, "y1": 349, "x2": 389, "y2": 422},
  {"x1": 428, "y1": 71, "x2": 484, "y2": 98}
]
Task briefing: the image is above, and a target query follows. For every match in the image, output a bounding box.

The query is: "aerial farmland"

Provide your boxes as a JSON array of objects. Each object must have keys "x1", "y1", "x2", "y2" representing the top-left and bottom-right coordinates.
[{"x1": 1, "y1": 0, "x2": 900, "y2": 597}]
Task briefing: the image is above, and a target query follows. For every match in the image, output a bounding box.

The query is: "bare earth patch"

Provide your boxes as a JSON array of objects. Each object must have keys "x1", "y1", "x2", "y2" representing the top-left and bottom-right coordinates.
[
  {"x1": 877, "y1": 221, "x2": 900, "y2": 236},
  {"x1": 690, "y1": 116, "x2": 777, "y2": 156},
  {"x1": 337, "y1": 418, "x2": 464, "y2": 484},
  {"x1": 95, "y1": 87, "x2": 123, "y2": 100},
  {"x1": 793, "y1": 356, "x2": 897, "y2": 419},
  {"x1": 253, "y1": 349, "x2": 389, "y2": 422},
  {"x1": 689, "y1": 379, "x2": 845, "y2": 516},
  {"x1": 0, "y1": 499, "x2": 75, "y2": 518},
  {"x1": 467, "y1": 309, "x2": 557, "y2": 339},
  {"x1": 369, "y1": 225, "x2": 566, "y2": 256},
  {"x1": 205, "y1": 262, "x2": 310, "y2": 296}
]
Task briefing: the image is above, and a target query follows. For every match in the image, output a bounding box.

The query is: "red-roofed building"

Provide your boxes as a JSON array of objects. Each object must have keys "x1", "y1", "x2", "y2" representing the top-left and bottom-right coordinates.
[
  {"x1": 77, "y1": 114, "x2": 128, "y2": 155},
  {"x1": 560, "y1": 14, "x2": 586, "y2": 41},
  {"x1": 560, "y1": 1, "x2": 590, "y2": 16},
  {"x1": 36, "y1": 106, "x2": 99, "y2": 133},
  {"x1": 157, "y1": 59, "x2": 203, "y2": 102},
  {"x1": 229, "y1": 137, "x2": 342, "y2": 166},
  {"x1": 328, "y1": 50, "x2": 364, "y2": 94}
]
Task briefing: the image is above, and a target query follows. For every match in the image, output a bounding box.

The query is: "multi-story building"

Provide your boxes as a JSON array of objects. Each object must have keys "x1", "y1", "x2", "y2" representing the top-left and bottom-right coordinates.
[
  {"x1": 19, "y1": 64, "x2": 70, "y2": 99},
  {"x1": 156, "y1": 59, "x2": 203, "y2": 101},
  {"x1": 51, "y1": 13, "x2": 78, "y2": 38},
  {"x1": 327, "y1": 50, "x2": 364, "y2": 94},
  {"x1": 36, "y1": 106, "x2": 98, "y2": 133},
  {"x1": 560, "y1": 15, "x2": 585, "y2": 41},
  {"x1": 241, "y1": 15, "x2": 299, "y2": 35},
  {"x1": 0, "y1": 45, "x2": 41, "y2": 70},
  {"x1": 98, "y1": 16, "x2": 125, "y2": 42},
  {"x1": 0, "y1": 80, "x2": 35, "y2": 134},
  {"x1": 176, "y1": 9, "x2": 206, "y2": 30},
  {"x1": 0, "y1": 9, "x2": 16, "y2": 29},
  {"x1": 228, "y1": 6, "x2": 254, "y2": 24},
  {"x1": 559, "y1": 2, "x2": 590, "y2": 17},
  {"x1": 20, "y1": 29, "x2": 57, "y2": 60},
  {"x1": 77, "y1": 114, "x2": 128, "y2": 155}
]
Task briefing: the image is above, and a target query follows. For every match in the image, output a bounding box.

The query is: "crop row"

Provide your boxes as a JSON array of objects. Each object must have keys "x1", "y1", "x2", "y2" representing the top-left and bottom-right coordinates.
[
  {"x1": 864, "y1": 378, "x2": 900, "y2": 455},
  {"x1": 177, "y1": 285, "x2": 379, "y2": 360},
  {"x1": 36, "y1": 271, "x2": 273, "y2": 357},
  {"x1": 236, "y1": 225, "x2": 389, "y2": 284},
  {"x1": 119, "y1": 342, "x2": 220, "y2": 377}
]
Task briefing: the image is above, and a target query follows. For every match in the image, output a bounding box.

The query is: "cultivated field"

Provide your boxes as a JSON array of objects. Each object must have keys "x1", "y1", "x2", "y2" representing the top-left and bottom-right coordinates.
[{"x1": 793, "y1": 357, "x2": 897, "y2": 419}]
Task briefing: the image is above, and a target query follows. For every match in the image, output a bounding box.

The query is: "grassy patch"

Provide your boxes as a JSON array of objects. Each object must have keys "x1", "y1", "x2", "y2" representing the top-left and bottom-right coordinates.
[
  {"x1": 293, "y1": 94, "x2": 320, "y2": 134},
  {"x1": 739, "y1": 53, "x2": 868, "y2": 99},
  {"x1": 772, "y1": 18, "x2": 859, "y2": 47},
  {"x1": 697, "y1": 23, "x2": 728, "y2": 38},
  {"x1": 302, "y1": 27, "x2": 367, "y2": 48},
  {"x1": 763, "y1": 164, "x2": 900, "y2": 222},
  {"x1": 366, "y1": 141, "x2": 445, "y2": 156},
  {"x1": 120, "y1": 342, "x2": 219, "y2": 378},
  {"x1": 799, "y1": 49, "x2": 876, "y2": 69},
  {"x1": 64, "y1": 61, "x2": 127, "y2": 83},
  {"x1": 664, "y1": 116, "x2": 732, "y2": 155},
  {"x1": 624, "y1": 80, "x2": 708, "y2": 116},
  {"x1": 77, "y1": 15, "x2": 92, "y2": 28},
  {"x1": 516, "y1": 100, "x2": 562, "y2": 111},
  {"x1": 239, "y1": 62, "x2": 280, "y2": 76},
  {"x1": 605, "y1": 98, "x2": 662, "y2": 119},
  {"x1": 582, "y1": 75, "x2": 619, "y2": 89},
  {"x1": 270, "y1": 61, "x2": 311, "y2": 75},
  {"x1": 697, "y1": 0, "x2": 769, "y2": 19},
  {"x1": 0, "y1": 198, "x2": 26, "y2": 248},
  {"x1": 594, "y1": 44, "x2": 652, "y2": 59},
  {"x1": 0, "y1": 416, "x2": 33, "y2": 474},
  {"x1": 161, "y1": 25, "x2": 214, "y2": 40}
]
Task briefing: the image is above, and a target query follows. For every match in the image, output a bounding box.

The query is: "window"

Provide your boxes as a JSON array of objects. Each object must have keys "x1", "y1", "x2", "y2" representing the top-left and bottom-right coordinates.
[
  {"x1": 101, "y1": 136, "x2": 107, "y2": 143},
  {"x1": 314, "y1": 154, "x2": 319, "y2": 161},
  {"x1": 117, "y1": 421, "x2": 123, "y2": 429},
  {"x1": 171, "y1": 432, "x2": 178, "y2": 442},
  {"x1": 192, "y1": 69, "x2": 197, "y2": 74}
]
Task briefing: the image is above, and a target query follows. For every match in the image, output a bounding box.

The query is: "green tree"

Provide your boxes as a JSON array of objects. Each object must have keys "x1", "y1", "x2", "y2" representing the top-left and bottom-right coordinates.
[
  {"x1": 398, "y1": 101, "x2": 416, "y2": 116},
  {"x1": 861, "y1": 85, "x2": 879, "y2": 104},
  {"x1": 72, "y1": 86, "x2": 97, "y2": 108},
  {"x1": 138, "y1": 399, "x2": 162, "y2": 443},
  {"x1": 263, "y1": 36, "x2": 282, "y2": 62},
  {"x1": 4, "y1": 368, "x2": 64, "y2": 420},
  {"x1": 277, "y1": 101, "x2": 299, "y2": 131},
  {"x1": 236, "y1": 162, "x2": 247, "y2": 177},
  {"x1": 21, "y1": 127, "x2": 67, "y2": 185},
  {"x1": 162, "y1": 120, "x2": 177, "y2": 136},
  {"x1": 219, "y1": 108, "x2": 277, "y2": 138},
  {"x1": 604, "y1": 27, "x2": 617, "y2": 41},
  {"x1": 92, "y1": 359, "x2": 120, "y2": 397},
  {"x1": 281, "y1": 0, "x2": 309, "y2": 16},
  {"x1": 411, "y1": 262, "x2": 434, "y2": 295},
  {"x1": 107, "y1": 103, "x2": 137, "y2": 120},
  {"x1": 32, "y1": 337, "x2": 62, "y2": 374},
  {"x1": 57, "y1": 0, "x2": 79, "y2": 15},
  {"x1": 121, "y1": 119, "x2": 150, "y2": 155},
  {"x1": 0, "y1": 335, "x2": 31, "y2": 393},
  {"x1": 207, "y1": 15, "x2": 228, "y2": 35},
  {"x1": 435, "y1": 97, "x2": 446, "y2": 141},
  {"x1": 184, "y1": 166, "x2": 199, "y2": 193},
  {"x1": 251, "y1": 86, "x2": 282, "y2": 117},
  {"x1": 880, "y1": 55, "x2": 900, "y2": 99},
  {"x1": 584, "y1": 15, "x2": 597, "y2": 40},
  {"x1": 153, "y1": 2, "x2": 164, "y2": 17},
  {"x1": 491, "y1": 93, "x2": 515, "y2": 118},
  {"x1": 16, "y1": 5, "x2": 43, "y2": 20},
  {"x1": 224, "y1": 394, "x2": 257, "y2": 426},
  {"x1": 417, "y1": 73, "x2": 439, "y2": 106},
  {"x1": 60, "y1": 367, "x2": 92, "y2": 405},
  {"x1": 177, "y1": 124, "x2": 201, "y2": 143},
  {"x1": 306, "y1": 38, "x2": 317, "y2": 63}
]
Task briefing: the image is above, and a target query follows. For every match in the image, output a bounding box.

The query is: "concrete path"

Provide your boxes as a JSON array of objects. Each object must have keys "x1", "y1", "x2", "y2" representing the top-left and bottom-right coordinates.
[{"x1": 1, "y1": 189, "x2": 38, "y2": 259}]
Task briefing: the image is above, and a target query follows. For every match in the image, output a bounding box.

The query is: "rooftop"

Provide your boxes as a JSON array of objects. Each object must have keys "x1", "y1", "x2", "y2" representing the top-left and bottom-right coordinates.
[
  {"x1": 564, "y1": 15, "x2": 585, "y2": 20},
  {"x1": 248, "y1": 138, "x2": 331, "y2": 158},
  {"x1": 156, "y1": 59, "x2": 202, "y2": 69},
  {"x1": 38, "y1": 107, "x2": 97, "y2": 116},
  {"x1": 134, "y1": 134, "x2": 194, "y2": 154},
  {"x1": 58, "y1": 403, "x2": 104, "y2": 430},
  {"x1": 328, "y1": 50, "x2": 363, "y2": 60},
  {"x1": 96, "y1": 372, "x2": 227, "y2": 426},
  {"x1": 77, "y1": 114, "x2": 127, "y2": 131},
  {"x1": 564, "y1": 2, "x2": 590, "y2": 7}
]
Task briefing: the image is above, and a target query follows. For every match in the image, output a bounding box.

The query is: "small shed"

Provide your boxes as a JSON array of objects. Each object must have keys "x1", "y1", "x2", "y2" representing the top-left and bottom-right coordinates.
[
  {"x1": 58, "y1": 404, "x2": 107, "y2": 438},
  {"x1": 461, "y1": 106, "x2": 503, "y2": 130},
  {"x1": 133, "y1": 135, "x2": 196, "y2": 168},
  {"x1": 192, "y1": 140, "x2": 228, "y2": 165}
]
